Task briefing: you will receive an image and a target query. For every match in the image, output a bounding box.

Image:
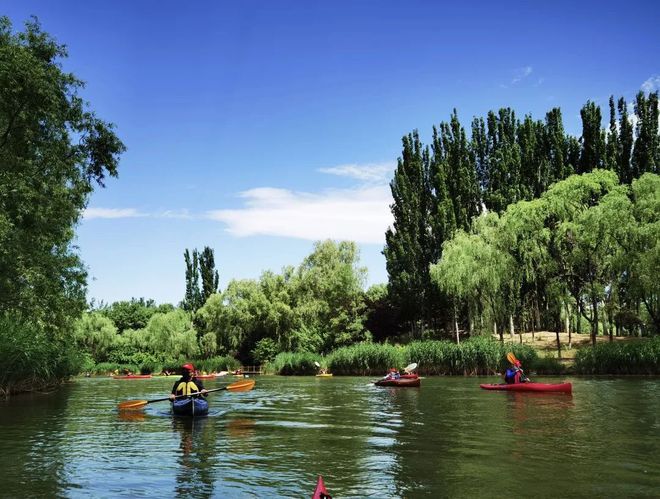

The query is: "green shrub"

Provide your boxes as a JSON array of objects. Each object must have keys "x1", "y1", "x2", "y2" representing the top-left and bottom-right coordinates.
[{"x1": 196, "y1": 356, "x2": 240, "y2": 373}]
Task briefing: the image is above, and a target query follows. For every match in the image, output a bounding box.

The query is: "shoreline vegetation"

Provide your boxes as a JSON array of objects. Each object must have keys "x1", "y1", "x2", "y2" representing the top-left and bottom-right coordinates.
[
  {"x1": 1, "y1": 18, "x2": 658, "y2": 397},
  {"x1": 75, "y1": 334, "x2": 660, "y2": 379}
]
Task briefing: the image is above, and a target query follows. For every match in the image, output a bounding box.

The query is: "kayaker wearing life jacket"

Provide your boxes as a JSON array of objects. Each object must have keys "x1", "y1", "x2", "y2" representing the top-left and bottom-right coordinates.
[
  {"x1": 169, "y1": 363, "x2": 208, "y2": 400},
  {"x1": 384, "y1": 368, "x2": 401, "y2": 380},
  {"x1": 504, "y1": 359, "x2": 525, "y2": 384}
]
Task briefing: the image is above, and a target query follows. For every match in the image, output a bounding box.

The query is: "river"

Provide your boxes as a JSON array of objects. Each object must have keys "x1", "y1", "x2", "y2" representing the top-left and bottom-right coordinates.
[{"x1": 0, "y1": 376, "x2": 658, "y2": 498}]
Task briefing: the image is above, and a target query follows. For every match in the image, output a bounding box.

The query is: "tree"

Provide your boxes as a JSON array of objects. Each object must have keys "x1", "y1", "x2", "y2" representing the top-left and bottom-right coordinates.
[
  {"x1": 0, "y1": 17, "x2": 124, "y2": 330},
  {"x1": 631, "y1": 91, "x2": 659, "y2": 179},
  {"x1": 384, "y1": 131, "x2": 434, "y2": 330},
  {"x1": 199, "y1": 246, "x2": 220, "y2": 304},
  {"x1": 182, "y1": 246, "x2": 219, "y2": 312},
  {"x1": 578, "y1": 101, "x2": 605, "y2": 173}
]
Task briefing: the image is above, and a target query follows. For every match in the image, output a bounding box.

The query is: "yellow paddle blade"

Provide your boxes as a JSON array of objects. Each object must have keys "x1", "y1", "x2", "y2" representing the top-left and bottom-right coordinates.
[
  {"x1": 227, "y1": 379, "x2": 255, "y2": 392},
  {"x1": 506, "y1": 352, "x2": 517, "y2": 364},
  {"x1": 117, "y1": 399, "x2": 149, "y2": 410}
]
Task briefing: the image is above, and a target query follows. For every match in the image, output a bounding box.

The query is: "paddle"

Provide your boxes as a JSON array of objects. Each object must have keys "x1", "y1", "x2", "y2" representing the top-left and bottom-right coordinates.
[
  {"x1": 506, "y1": 352, "x2": 530, "y2": 382},
  {"x1": 118, "y1": 379, "x2": 256, "y2": 411},
  {"x1": 403, "y1": 362, "x2": 418, "y2": 373}
]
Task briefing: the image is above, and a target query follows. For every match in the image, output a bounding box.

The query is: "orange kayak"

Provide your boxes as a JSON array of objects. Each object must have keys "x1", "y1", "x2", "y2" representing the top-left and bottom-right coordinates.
[{"x1": 112, "y1": 374, "x2": 152, "y2": 379}]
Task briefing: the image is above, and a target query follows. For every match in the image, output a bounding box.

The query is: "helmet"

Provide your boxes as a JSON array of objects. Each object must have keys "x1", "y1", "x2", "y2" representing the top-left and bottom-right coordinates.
[
  {"x1": 182, "y1": 363, "x2": 195, "y2": 372},
  {"x1": 514, "y1": 360, "x2": 521, "y2": 367}
]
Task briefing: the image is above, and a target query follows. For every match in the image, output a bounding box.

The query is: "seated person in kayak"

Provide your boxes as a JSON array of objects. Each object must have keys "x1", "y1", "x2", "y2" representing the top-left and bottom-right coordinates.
[
  {"x1": 504, "y1": 359, "x2": 526, "y2": 384},
  {"x1": 169, "y1": 363, "x2": 208, "y2": 400},
  {"x1": 384, "y1": 368, "x2": 401, "y2": 380}
]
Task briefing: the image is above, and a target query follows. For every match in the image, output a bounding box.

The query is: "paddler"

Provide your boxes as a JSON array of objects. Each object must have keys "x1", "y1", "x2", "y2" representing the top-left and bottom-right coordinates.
[{"x1": 169, "y1": 363, "x2": 208, "y2": 400}]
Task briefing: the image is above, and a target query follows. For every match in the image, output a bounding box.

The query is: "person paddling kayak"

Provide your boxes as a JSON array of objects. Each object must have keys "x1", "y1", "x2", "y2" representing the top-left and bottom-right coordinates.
[
  {"x1": 504, "y1": 358, "x2": 528, "y2": 384},
  {"x1": 169, "y1": 363, "x2": 208, "y2": 400},
  {"x1": 383, "y1": 368, "x2": 401, "y2": 380}
]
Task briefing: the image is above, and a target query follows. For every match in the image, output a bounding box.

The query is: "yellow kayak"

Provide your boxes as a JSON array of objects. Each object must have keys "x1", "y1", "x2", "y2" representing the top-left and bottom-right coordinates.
[{"x1": 315, "y1": 373, "x2": 333, "y2": 377}]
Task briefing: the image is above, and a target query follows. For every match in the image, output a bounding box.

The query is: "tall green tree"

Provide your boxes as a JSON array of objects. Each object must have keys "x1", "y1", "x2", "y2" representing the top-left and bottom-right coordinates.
[
  {"x1": 384, "y1": 131, "x2": 434, "y2": 330},
  {"x1": 617, "y1": 97, "x2": 635, "y2": 183},
  {"x1": 199, "y1": 246, "x2": 220, "y2": 303},
  {"x1": 578, "y1": 101, "x2": 605, "y2": 173},
  {"x1": 632, "y1": 91, "x2": 659, "y2": 179},
  {"x1": 182, "y1": 249, "x2": 202, "y2": 312},
  {"x1": 0, "y1": 17, "x2": 124, "y2": 330}
]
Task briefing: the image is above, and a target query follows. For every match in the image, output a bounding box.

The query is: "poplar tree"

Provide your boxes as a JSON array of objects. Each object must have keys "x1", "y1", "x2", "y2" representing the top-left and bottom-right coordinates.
[
  {"x1": 605, "y1": 96, "x2": 620, "y2": 172},
  {"x1": 183, "y1": 249, "x2": 202, "y2": 312},
  {"x1": 578, "y1": 101, "x2": 606, "y2": 173},
  {"x1": 199, "y1": 246, "x2": 220, "y2": 304},
  {"x1": 617, "y1": 97, "x2": 634, "y2": 183},
  {"x1": 632, "y1": 91, "x2": 659, "y2": 178},
  {"x1": 384, "y1": 131, "x2": 433, "y2": 330}
]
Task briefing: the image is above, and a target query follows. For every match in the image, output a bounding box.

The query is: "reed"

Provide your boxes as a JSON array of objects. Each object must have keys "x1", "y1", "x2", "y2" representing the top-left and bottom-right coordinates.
[
  {"x1": 327, "y1": 342, "x2": 405, "y2": 375},
  {"x1": 270, "y1": 351, "x2": 320, "y2": 375},
  {"x1": 574, "y1": 337, "x2": 660, "y2": 374}
]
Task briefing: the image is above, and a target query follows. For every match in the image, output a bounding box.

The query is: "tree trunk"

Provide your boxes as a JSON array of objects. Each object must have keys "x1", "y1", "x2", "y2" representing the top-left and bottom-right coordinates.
[
  {"x1": 454, "y1": 305, "x2": 460, "y2": 345},
  {"x1": 509, "y1": 314, "x2": 514, "y2": 340},
  {"x1": 494, "y1": 321, "x2": 501, "y2": 342},
  {"x1": 556, "y1": 329, "x2": 562, "y2": 359},
  {"x1": 565, "y1": 302, "x2": 572, "y2": 349},
  {"x1": 591, "y1": 295, "x2": 599, "y2": 346}
]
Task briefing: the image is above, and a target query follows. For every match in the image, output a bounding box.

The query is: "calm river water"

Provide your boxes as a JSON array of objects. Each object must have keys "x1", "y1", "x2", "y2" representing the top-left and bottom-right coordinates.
[{"x1": 0, "y1": 376, "x2": 658, "y2": 498}]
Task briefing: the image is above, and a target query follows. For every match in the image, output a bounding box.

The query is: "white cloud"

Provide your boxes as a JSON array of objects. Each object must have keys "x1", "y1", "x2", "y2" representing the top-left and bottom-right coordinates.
[
  {"x1": 83, "y1": 208, "x2": 145, "y2": 219},
  {"x1": 318, "y1": 162, "x2": 395, "y2": 183},
  {"x1": 206, "y1": 184, "x2": 393, "y2": 244},
  {"x1": 511, "y1": 66, "x2": 533, "y2": 85},
  {"x1": 641, "y1": 75, "x2": 660, "y2": 93}
]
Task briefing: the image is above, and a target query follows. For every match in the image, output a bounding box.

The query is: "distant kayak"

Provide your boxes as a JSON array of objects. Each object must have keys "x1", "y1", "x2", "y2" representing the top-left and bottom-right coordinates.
[
  {"x1": 172, "y1": 397, "x2": 209, "y2": 417},
  {"x1": 480, "y1": 382, "x2": 572, "y2": 393},
  {"x1": 112, "y1": 374, "x2": 152, "y2": 379},
  {"x1": 312, "y1": 475, "x2": 330, "y2": 499},
  {"x1": 316, "y1": 373, "x2": 333, "y2": 377},
  {"x1": 195, "y1": 374, "x2": 217, "y2": 379},
  {"x1": 374, "y1": 377, "x2": 421, "y2": 387}
]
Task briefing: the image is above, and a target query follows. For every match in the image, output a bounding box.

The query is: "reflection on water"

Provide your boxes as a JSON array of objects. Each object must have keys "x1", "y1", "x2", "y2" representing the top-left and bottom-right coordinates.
[{"x1": 0, "y1": 376, "x2": 658, "y2": 498}]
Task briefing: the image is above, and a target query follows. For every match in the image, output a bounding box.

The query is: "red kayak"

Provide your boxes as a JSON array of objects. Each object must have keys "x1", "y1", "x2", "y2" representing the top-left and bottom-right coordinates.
[
  {"x1": 400, "y1": 373, "x2": 418, "y2": 379},
  {"x1": 112, "y1": 374, "x2": 152, "y2": 379},
  {"x1": 375, "y1": 377, "x2": 421, "y2": 387},
  {"x1": 312, "y1": 475, "x2": 330, "y2": 499},
  {"x1": 480, "y1": 382, "x2": 572, "y2": 393}
]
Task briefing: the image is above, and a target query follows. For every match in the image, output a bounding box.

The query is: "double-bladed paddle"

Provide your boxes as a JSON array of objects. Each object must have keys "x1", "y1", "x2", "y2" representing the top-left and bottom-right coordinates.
[{"x1": 117, "y1": 379, "x2": 255, "y2": 411}]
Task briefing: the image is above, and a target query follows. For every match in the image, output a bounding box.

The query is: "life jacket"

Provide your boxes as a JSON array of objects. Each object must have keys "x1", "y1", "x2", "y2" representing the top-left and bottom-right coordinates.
[
  {"x1": 175, "y1": 380, "x2": 201, "y2": 396},
  {"x1": 504, "y1": 368, "x2": 518, "y2": 384}
]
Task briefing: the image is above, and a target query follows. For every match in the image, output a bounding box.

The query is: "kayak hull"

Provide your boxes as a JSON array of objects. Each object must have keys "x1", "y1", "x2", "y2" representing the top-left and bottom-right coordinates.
[
  {"x1": 172, "y1": 397, "x2": 209, "y2": 417},
  {"x1": 315, "y1": 373, "x2": 333, "y2": 377},
  {"x1": 375, "y1": 377, "x2": 421, "y2": 387},
  {"x1": 480, "y1": 382, "x2": 572, "y2": 393},
  {"x1": 112, "y1": 374, "x2": 152, "y2": 379},
  {"x1": 400, "y1": 373, "x2": 418, "y2": 379},
  {"x1": 312, "y1": 475, "x2": 328, "y2": 499}
]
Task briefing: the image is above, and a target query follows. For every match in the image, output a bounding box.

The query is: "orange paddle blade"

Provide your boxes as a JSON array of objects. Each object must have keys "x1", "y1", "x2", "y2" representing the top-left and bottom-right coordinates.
[
  {"x1": 117, "y1": 399, "x2": 149, "y2": 410},
  {"x1": 506, "y1": 352, "x2": 517, "y2": 364},
  {"x1": 227, "y1": 379, "x2": 255, "y2": 392}
]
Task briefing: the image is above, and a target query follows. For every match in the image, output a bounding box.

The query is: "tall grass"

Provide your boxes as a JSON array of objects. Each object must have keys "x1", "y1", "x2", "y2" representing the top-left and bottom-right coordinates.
[
  {"x1": 270, "y1": 351, "x2": 319, "y2": 375},
  {"x1": 0, "y1": 315, "x2": 81, "y2": 396},
  {"x1": 574, "y1": 337, "x2": 660, "y2": 374},
  {"x1": 328, "y1": 343, "x2": 405, "y2": 375}
]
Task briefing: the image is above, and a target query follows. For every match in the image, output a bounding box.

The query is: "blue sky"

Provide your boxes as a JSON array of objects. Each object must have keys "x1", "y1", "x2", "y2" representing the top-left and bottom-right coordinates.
[{"x1": 4, "y1": 1, "x2": 659, "y2": 305}]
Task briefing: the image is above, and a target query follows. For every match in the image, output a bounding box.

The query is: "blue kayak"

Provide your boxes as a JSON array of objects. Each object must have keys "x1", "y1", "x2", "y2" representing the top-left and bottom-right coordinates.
[{"x1": 172, "y1": 397, "x2": 209, "y2": 417}]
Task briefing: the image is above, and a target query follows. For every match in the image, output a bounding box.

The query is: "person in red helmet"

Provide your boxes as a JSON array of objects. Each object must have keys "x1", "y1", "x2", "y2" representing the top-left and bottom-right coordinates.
[{"x1": 169, "y1": 363, "x2": 208, "y2": 400}]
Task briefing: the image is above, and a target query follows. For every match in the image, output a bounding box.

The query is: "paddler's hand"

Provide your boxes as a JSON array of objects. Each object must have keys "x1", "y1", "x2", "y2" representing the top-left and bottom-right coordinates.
[
  {"x1": 201, "y1": 389, "x2": 208, "y2": 397},
  {"x1": 169, "y1": 394, "x2": 175, "y2": 401}
]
